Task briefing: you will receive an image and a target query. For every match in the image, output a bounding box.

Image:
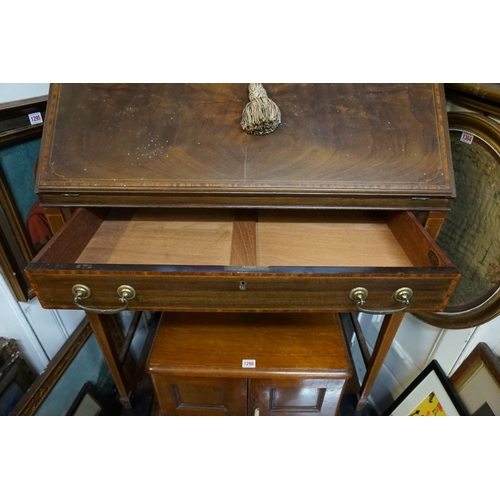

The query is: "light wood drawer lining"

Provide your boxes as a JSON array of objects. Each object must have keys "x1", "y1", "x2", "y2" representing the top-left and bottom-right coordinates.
[{"x1": 75, "y1": 208, "x2": 412, "y2": 268}]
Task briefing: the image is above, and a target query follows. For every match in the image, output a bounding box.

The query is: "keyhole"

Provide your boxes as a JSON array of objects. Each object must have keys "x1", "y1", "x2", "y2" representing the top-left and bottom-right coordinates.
[{"x1": 239, "y1": 281, "x2": 247, "y2": 291}]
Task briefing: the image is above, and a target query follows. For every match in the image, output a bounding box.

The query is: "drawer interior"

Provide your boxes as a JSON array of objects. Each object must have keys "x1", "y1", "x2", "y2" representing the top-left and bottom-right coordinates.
[
  {"x1": 35, "y1": 207, "x2": 451, "y2": 270},
  {"x1": 77, "y1": 209, "x2": 235, "y2": 266},
  {"x1": 256, "y1": 211, "x2": 411, "y2": 267}
]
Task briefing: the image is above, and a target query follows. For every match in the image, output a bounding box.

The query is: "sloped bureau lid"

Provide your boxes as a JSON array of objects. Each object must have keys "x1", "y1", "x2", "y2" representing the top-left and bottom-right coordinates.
[{"x1": 37, "y1": 83, "x2": 454, "y2": 206}]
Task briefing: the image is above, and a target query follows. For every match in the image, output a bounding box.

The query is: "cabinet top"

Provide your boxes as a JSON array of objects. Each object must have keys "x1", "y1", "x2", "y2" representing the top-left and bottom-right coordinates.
[
  {"x1": 37, "y1": 83, "x2": 454, "y2": 208},
  {"x1": 147, "y1": 313, "x2": 352, "y2": 379}
]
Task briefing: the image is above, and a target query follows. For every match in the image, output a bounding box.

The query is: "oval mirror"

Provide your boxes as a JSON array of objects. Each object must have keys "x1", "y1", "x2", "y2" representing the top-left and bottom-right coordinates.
[{"x1": 416, "y1": 112, "x2": 500, "y2": 328}]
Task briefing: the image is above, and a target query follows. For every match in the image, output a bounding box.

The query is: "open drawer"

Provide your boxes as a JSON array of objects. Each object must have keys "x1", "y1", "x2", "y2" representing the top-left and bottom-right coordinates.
[{"x1": 25, "y1": 207, "x2": 459, "y2": 314}]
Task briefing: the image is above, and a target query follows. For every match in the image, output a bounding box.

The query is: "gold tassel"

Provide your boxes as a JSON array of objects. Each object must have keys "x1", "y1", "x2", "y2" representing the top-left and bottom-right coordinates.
[{"x1": 241, "y1": 83, "x2": 281, "y2": 135}]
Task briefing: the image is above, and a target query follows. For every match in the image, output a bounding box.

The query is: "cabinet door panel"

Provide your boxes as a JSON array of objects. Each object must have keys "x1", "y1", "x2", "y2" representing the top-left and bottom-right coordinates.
[
  {"x1": 249, "y1": 378, "x2": 346, "y2": 416},
  {"x1": 151, "y1": 375, "x2": 247, "y2": 416}
]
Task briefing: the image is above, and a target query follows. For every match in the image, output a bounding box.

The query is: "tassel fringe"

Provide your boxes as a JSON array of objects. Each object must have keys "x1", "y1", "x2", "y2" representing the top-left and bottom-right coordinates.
[{"x1": 241, "y1": 83, "x2": 281, "y2": 135}]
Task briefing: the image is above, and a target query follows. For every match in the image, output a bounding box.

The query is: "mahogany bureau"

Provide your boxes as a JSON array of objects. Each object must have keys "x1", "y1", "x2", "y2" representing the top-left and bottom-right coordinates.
[{"x1": 25, "y1": 84, "x2": 459, "y2": 410}]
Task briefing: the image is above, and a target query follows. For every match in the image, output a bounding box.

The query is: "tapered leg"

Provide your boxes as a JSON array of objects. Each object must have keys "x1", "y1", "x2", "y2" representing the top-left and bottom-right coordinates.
[
  {"x1": 86, "y1": 312, "x2": 135, "y2": 409},
  {"x1": 356, "y1": 312, "x2": 405, "y2": 410}
]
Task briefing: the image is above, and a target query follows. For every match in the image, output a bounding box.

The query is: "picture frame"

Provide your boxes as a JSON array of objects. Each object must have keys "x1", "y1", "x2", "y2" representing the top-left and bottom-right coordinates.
[
  {"x1": 445, "y1": 83, "x2": 500, "y2": 119},
  {"x1": 383, "y1": 359, "x2": 469, "y2": 416},
  {"x1": 0, "y1": 96, "x2": 48, "y2": 301},
  {"x1": 0, "y1": 337, "x2": 36, "y2": 416},
  {"x1": 66, "y1": 381, "x2": 108, "y2": 416},
  {"x1": 450, "y1": 342, "x2": 500, "y2": 416},
  {"x1": 11, "y1": 311, "x2": 157, "y2": 416},
  {"x1": 10, "y1": 321, "x2": 93, "y2": 415}
]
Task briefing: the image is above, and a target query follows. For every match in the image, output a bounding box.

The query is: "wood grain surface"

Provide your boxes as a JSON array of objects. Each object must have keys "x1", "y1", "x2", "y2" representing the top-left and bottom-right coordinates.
[
  {"x1": 148, "y1": 312, "x2": 351, "y2": 378},
  {"x1": 73, "y1": 208, "x2": 412, "y2": 267},
  {"x1": 37, "y1": 83, "x2": 454, "y2": 203}
]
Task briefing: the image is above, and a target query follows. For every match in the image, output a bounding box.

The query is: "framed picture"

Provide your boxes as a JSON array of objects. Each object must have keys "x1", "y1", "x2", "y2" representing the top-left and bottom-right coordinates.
[
  {"x1": 0, "y1": 337, "x2": 36, "y2": 416},
  {"x1": 66, "y1": 382, "x2": 108, "y2": 416},
  {"x1": 383, "y1": 360, "x2": 469, "y2": 416},
  {"x1": 450, "y1": 343, "x2": 500, "y2": 416},
  {"x1": 0, "y1": 96, "x2": 48, "y2": 301}
]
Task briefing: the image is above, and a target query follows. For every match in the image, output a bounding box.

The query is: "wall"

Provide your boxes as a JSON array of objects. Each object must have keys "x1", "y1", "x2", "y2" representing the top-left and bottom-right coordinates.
[
  {"x1": 0, "y1": 273, "x2": 85, "y2": 374},
  {"x1": 0, "y1": 84, "x2": 50, "y2": 104}
]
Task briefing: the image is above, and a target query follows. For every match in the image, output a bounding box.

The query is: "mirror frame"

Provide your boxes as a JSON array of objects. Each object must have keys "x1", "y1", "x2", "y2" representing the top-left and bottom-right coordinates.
[{"x1": 416, "y1": 111, "x2": 500, "y2": 329}]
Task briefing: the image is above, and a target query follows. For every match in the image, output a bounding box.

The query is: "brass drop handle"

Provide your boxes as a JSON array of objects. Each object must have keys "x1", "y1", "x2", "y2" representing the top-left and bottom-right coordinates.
[
  {"x1": 254, "y1": 407, "x2": 260, "y2": 416},
  {"x1": 349, "y1": 287, "x2": 413, "y2": 314},
  {"x1": 72, "y1": 284, "x2": 137, "y2": 314}
]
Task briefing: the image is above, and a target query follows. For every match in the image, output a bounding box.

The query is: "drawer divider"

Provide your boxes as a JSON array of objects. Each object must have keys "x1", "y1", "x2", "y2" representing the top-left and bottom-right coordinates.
[{"x1": 230, "y1": 209, "x2": 258, "y2": 266}]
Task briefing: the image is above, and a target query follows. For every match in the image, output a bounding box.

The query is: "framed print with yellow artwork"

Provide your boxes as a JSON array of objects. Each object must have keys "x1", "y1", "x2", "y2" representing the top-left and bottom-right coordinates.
[{"x1": 383, "y1": 360, "x2": 469, "y2": 416}]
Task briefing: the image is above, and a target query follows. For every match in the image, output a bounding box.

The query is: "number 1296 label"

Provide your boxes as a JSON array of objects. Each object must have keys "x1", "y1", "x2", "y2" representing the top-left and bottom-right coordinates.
[{"x1": 28, "y1": 112, "x2": 43, "y2": 125}]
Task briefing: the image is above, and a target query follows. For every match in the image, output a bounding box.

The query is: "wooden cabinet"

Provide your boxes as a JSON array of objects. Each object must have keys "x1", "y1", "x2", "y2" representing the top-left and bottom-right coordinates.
[
  {"x1": 27, "y1": 83, "x2": 458, "y2": 409},
  {"x1": 147, "y1": 313, "x2": 352, "y2": 416}
]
